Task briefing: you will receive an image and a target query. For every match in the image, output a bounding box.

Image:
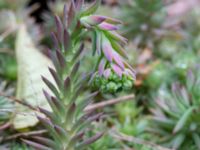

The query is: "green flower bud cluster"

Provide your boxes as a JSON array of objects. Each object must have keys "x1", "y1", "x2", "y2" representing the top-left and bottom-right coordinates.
[{"x1": 93, "y1": 71, "x2": 134, "y2": 93}]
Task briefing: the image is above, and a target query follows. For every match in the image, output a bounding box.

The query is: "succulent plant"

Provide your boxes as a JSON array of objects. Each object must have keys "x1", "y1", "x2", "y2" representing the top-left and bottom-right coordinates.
[
  {"x1": 172, "y1": 50, "x2": 198, "y2": 78},
  {"x1": 80, "y1": 9, "x2": 136, "y2": 92},
  {"x1": 149, "y1": 69, "x2": 200, "y2": 149},
  {"x1": 120, "y1": 0, "x2": 166, "y2": 48},
  {"x1": 180, "y1": 8, "x2": 200, "y2": 54},
  {"x1": 48, "y1": 0, "x2": 136, "y2": 93},
  {"x1": 114, "y1": 101, "x2": 147, "y2": 136},
  {"x1": 88, "y1": 126, "x2": 121, "y2": 149},
  {"x1": 0, "y1": 79, "x2": 15, "y2": 123},
  {"x1": 156, "y1": 39, "x2": 180, "y2": 60},
  {"x1": 22, "y1": 0, "x2": 135, "y2": 149},
  {"x1": 144, "y1": 61, "x2": 172, "y2": 89},
  {"x1": 78, "y1": 0, "x2": 136, "y2": 92}
]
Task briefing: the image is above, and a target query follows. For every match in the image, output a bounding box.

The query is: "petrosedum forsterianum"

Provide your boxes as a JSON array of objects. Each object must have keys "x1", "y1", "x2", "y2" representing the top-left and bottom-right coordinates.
[
  {"x1": 22, "y1": 0, "x2": 135, "y2": 150},
  {"x1": 149, "y1": 70, "x2": 200, "y2": 150}
]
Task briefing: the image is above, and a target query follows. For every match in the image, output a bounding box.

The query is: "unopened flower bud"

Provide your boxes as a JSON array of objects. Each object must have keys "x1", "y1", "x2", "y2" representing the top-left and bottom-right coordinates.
[
  {"x1": 106, "y1": 81, "x2": 118, "y2": 93},
  {"x1": 123, "y1": 79, "x2": 133, "y2": 90},
  {"x1": 80, "y1": 15, "x2": 106, "y2": 26},
  {"x1": 92, "y1": 69, "x2": 134, "y2": 93}
]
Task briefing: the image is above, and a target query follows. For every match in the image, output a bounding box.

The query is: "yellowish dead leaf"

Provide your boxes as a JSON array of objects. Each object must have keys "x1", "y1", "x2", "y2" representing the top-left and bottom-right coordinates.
[{"x1": 13, "y1": 24, "x2": 53, "y2": 129}]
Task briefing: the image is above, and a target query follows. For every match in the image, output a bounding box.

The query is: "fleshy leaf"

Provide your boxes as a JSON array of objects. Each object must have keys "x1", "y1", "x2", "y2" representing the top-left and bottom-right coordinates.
[
  {"x1": 22, "y1": 139, "x2": 52, "y2": 150},
  {"x1": 172, "y1": 134, "x2": 185, "y2": 149},
  {"x1": 173, "y1": 107, "x2": 194, "y2": 133},
  {"x1": 76, "y1": 132, "x2": 104, "y2": 149},
  {"x1": 32, "y1": 136, "x2": 57, "y2": 149},
  {"x1": 193, "y1": 133, "x2": 200, "y2": 149},
  {"x1": 81, "y1": 0, "x2": 101, "y2": 17}
]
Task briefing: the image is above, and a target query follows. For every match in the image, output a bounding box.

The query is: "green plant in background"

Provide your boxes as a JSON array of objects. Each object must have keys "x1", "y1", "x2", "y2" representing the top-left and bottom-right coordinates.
[
  {"x1": 134, "y1": 145, "x2": 155, "y2": 150},
  {"x1": 156, "y1": 39, "x2": 180, "y2": 60},
  {"x1": 144, "y1": 61, "x2": 172, "y2": 90},
  {"x1": 113, "y1": 100, "x2": 151, "y2": 150},
  {"x1": 181, "y1": 8, "x2": 200, "y2": 53},
  {"x1": 0, "y1": 10, "x2": 18, "y2": 81},
  {"x1": 0, "y1": 54, "x2": 17, "y2": 80},
  {"x1": 0, "y1": 96, "x2": 13, "y2": 123},
  {"x1": 114, "y1": 101, "x2": 147, "y2": 136},
  {"x1": 88, "y1": 129, "x2": 121, "y2": 150},
  {"x1": 22, "y1": 0, "x2": 135, "y2": 149},
  {"x1": 0, "y1": 142, "x2": 33, "y2": 150},
  {"x1": 10, "y1": 143, "x2": 33, "y2": 150},
  {"x1": 0, "y1": 80, "x2": 15, "y2": 123},
  {"x1": 133, "y1": 60, "x2": 173, "y2": 106},
  {"x1": 149, "y1": 69, "x2": 200, "y2": 149},
  {"x1": 172, "y1": 50, "x2": 198, "y2": 79},
  {"x1": 120, "y1": 0, "x2": 166, "y2": 48}
]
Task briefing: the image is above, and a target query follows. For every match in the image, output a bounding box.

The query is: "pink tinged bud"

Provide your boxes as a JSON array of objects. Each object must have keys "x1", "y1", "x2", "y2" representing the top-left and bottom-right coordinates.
[
  {"x1": 68, "y1": 2, "x2": 75, "y2": 28},
  {"x1": 55, "y1": 16, "x2": 63, "y2": 43},
  {"x1": 102, "y1": 36, "x2": 113, "y2": 62},
  {"x1": 102, "y1": 45, "x2": 113, "y2": 62},
  {"x1": 98, "y1": 22, "x2": 119, "y2": 31},
  {"x1": 80, "y1": 18, "x2": 92, "y2": 28},
  {"x1": 88, "y1": 15, "x2": 106, "y2": 25},
  {"x1": 111, "y1": 41, "x2": 128, "y2": 58},
  {"x1": 124, "y1": 69, "x2": 129, "y2": 76},
  {"x1": 96, "y1": 31, "x2": 102, "y2": 55},
  {"x1": 113, "y1": 51, "x2": 125, "y2": 70},
  {"x1": 110, "y1": 31, "x2": 128, "y2": 45},
  {"x1": 111, "y1": 64, "x2": 123, "y2": 77},
  {"x1": 98, "y1": 59, "x2": 106, "y2": 76},
  {"x1": 103, "y1": 69, "x2": 111, "y2": 78},
  {"x1": 124, "y1": 69, "x2": 136, "y2": 80},
  {"x1": 80, "y1": 15, "x2": 106, "y2": 26},
  {"x1": 63, "y1": 4, "x2": 68, "y2": 27}
]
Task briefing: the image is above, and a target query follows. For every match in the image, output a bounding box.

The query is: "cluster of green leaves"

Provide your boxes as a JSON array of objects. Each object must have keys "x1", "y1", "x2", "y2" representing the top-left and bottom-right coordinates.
[
  {"x1": 114, "y1": 101, "x2": 147, "y2": 136},
  {"x1": 149, "y1": 69, "x2": 200, "y2": 149},
  {"x1": 144, "y1": 61, "x2": 172, "y2": 90},
  {"x1": 93, "y1": 71, "x2": 133, "y2": 93},
  {"x1": 120, "y1": 0, "x2": 166, "y2": 48}
]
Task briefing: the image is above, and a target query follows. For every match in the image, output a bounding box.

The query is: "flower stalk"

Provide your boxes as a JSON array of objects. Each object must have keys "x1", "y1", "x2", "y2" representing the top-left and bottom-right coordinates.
[{"x1": 22, "y1": 0, "x2": 135, "y2": 149}]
